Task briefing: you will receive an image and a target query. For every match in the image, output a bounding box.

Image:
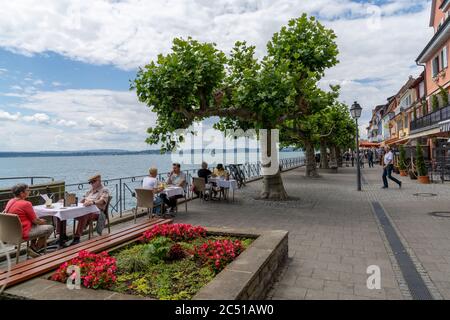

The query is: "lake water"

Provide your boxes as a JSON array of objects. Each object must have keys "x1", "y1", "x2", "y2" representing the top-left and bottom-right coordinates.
[{"x1": 0, "y1": 151, "x2": 304, "y2": 188}]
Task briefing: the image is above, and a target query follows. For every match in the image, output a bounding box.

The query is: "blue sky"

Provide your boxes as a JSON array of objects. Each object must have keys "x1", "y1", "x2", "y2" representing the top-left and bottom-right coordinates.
[{"x1": 0, "y1": 0, "x2": 433, "y2": 151}]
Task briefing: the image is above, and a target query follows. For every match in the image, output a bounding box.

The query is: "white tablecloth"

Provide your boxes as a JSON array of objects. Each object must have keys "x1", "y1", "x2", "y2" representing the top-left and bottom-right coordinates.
[
  {"x1": 161, "y1": 186, "x2": 184, "y2": 198},
  {"x1": 34, "y1": 202, "x2": 100, "y2": 221},
  {"x1": 209, "y1": 178, "x2": 238, "y2": 190}
]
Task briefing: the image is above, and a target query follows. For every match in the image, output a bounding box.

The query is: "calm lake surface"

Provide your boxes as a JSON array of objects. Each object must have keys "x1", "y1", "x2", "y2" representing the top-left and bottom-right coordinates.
[{"x1": 0, "y1": 151, "x2": 304, "y2": 187}]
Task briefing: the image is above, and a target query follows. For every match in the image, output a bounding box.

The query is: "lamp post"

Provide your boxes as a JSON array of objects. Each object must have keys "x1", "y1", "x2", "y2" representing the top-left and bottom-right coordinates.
[{"x1": 351, "y1": 101, "x2": 363, "y2": 191}]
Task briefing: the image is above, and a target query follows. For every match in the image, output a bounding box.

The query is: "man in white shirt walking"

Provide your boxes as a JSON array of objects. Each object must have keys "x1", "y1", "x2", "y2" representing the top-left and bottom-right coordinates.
[{"x1": 382, "y1": 146, "x2": 402, "y2": 189}]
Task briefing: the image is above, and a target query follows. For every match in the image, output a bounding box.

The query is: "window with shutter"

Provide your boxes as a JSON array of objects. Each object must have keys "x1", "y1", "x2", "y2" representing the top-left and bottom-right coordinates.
[
  {"x1": 443, "y1": 46, "x2": 448, "y2": 69},
  {"x1": 433, "y1": 56, "x2": 440, "y2": 77}
]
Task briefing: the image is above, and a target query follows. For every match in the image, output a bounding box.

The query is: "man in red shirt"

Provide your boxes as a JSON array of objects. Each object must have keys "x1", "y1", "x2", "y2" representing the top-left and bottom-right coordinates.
[{"x1": 4, "y1": 184, "x2": 54, "y2": 257}]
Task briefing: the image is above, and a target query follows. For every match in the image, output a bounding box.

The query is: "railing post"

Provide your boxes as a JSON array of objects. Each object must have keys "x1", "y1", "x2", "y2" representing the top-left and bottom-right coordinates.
[{"x1": 119, "y1": 179, "x2": 122, "y2": 217}]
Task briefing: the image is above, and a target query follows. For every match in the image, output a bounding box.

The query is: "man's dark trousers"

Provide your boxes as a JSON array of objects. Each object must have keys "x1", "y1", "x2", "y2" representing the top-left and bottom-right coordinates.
[{"x1": 382, "y1": 164, "x2": 401, "y2": 187}]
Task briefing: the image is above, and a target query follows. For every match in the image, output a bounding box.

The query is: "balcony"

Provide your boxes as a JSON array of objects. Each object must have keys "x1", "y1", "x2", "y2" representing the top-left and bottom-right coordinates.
[{"x1": 410, "y1": 105, "x2": 450, "y2": 132}]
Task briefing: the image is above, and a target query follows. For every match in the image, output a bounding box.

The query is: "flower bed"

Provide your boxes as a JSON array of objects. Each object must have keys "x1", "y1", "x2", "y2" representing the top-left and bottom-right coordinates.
[{"x1": 50, "y1": 224, "x2": 253, "y2": 300}]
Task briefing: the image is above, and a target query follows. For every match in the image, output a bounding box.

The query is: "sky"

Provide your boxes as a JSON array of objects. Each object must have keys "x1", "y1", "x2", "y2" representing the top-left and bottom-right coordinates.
[{"x1": 0, "y1": 0, "x2": 434, "y2": 151}]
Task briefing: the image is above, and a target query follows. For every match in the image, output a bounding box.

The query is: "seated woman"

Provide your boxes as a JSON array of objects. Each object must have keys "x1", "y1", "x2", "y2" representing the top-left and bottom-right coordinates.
[
  {"x1": 142, "y1": 167, "x2": 164, "y2": 215},
  {"x1": 4, "y1": 183, "x2": 54, "y2": 257},
  {"x1": 212, "y1": 163, "x2": 229, "y2": 180}
]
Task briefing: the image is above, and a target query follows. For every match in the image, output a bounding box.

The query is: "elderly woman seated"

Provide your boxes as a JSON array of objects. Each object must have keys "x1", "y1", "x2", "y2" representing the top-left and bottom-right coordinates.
[
  {"x1": 4, "y1": 184, "x2": 54, "y2": 257},
  {"x1": 142, "y1": 167, "x2": 165, "y2": 215}
]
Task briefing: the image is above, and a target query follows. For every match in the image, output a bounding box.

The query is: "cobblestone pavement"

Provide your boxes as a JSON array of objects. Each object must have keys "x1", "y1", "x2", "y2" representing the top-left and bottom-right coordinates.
[
  {"x1": 174, "y1": 166, "x2": 405, "y2": 300},
  {"x1": 363, "y1": 165, "x2": 450, "y2": 299}
]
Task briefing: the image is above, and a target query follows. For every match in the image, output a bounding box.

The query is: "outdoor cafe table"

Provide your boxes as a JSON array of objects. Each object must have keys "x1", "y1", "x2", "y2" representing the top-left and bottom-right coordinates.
[
  {"x1": 160, "y1": 185, "x2": 185, "y2": 198},
  {"x1": 208, "y1": 178, "x2": 238, "y2": 201},
  {"x1": 34, "y1": 202, "x2": 100, "y2": 246},
  {"x1": 34, "y1": 202, "x2": 100, "y2": 221}
]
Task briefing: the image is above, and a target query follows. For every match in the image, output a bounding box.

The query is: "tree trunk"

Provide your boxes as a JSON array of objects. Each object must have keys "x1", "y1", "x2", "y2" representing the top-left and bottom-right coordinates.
[
  {"x1": 260, "y1": 170, "x2": 288, "y2": 200},
  {"x1": 305, "y1": 140, "x2": 319, "y2": 177},
  {"x1": 320, "y1": 140, "x2": 329, "y2": 169},
  {"x1": 336, "y1": 146, "x2": 343, "y2": 167},
  {"x1": 329, "y1": 144, "x2": 337, "y2": 167},
  {"x1": 259, "y1": 129, "x2": 288, "y2": 200}
]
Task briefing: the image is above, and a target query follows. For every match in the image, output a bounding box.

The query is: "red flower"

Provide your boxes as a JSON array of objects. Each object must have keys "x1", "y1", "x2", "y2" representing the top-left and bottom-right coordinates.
[
  {"x1": 192, "y1": 239, "x2": 243, "y2": 273},
  {"x1": 51, "y1": 250, "x2": 117, "y2": 289}
]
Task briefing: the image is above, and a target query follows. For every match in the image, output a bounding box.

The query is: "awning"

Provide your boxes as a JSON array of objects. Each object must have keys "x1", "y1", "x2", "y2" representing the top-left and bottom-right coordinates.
[
  {"x1": 359, "y1": 141, "x2": 380, "y2": 148},
  {"x1": 407, "y1": 127, "x2": 441, "y2": 140},
  {"x1": 439, "y1": 119, "x2": 450, "y2": 132}
]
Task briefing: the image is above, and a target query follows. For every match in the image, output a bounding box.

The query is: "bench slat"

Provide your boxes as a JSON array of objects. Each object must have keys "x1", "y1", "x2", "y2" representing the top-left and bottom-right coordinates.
[
  {"x1": 0, "y1": 218, "x2": 165, "y2": 276},
  {"x1": 0, "y1": 219, "x2": 171, "y2": 289}
]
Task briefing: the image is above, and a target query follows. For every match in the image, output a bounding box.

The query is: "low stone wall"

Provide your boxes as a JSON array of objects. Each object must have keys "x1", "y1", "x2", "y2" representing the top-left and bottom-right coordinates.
[
  {"x1": 193, "y1": 228, "x2": 288, "y2": 300},
  {"x1": 2, "y1": 228, "x2": 288, "y2": 300}
]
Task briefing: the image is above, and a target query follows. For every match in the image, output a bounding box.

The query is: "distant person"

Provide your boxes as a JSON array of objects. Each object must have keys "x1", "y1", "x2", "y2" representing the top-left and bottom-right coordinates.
[
  {"x1": 193, "y1": 162, "x2": 212, "y2": 198},
  {"x1": 197, "y1": 162, "x2": 212, "y2": 183},
  {"x1": 4, "y1": 183, "x2": 54, "y2": 257},
  {"x1": 315, "y1": 153, "x2": 321, "y2": 168},
  {"x1": 351, "y1": 151, "x2": 355, "y2": 167},
  {"x1": 69, "y1": 174, "x2": 110, "y2": 246},
  {"x1": 212, "y1": 164, "x2": 229, "y2": 180},
  {"x1": 368, "y1": 149, "x2": 374, "y2": 168},
  {"x1": 142, "y1": 167, "x2": 164, "y2": 215},
  {"x1": 382, "y1": 146, "x2": 402, "y2": 189}
]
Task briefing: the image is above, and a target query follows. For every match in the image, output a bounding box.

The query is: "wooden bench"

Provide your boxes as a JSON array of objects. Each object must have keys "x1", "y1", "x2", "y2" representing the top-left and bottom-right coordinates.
[{"x1": 0, "y1": 218, "x2": 172, "y2": 290}]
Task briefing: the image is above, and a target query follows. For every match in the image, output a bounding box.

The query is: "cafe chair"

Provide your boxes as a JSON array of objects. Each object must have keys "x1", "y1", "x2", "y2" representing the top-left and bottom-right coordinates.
[
  {"x1": 133, "y1": 188, "x2": 162, "y2": 223},
  {"x1": 192, "y1": 177, "x2": 209, "y2": 202},
  {"x1": 0, "y1": 213, "x2": 48, "y2": 264}
]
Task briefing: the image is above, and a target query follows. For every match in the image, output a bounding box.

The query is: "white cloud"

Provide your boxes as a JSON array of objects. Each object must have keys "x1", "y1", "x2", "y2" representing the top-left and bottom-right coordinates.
[
  {"x1": 56, "y1": 119, "x2": 77, "y2": 127},
  {"x1": 0, "y1": 0, "x2": 434, "y2": 146},
  {"x1": 0, "y1": 68, "x2": 7, "y2": 74},
  {"x1": 33, "y1": 79, "x2": 44, "y2": 86},
  {"x1": 0, "y1": 110, "x2": 20, "y2": 121},
  {"x1": 0, "y1": 89, "x2": 157, "y2": 151},
  {"x1": 23, "y1": 113, "x2": 51, "y2": 124},
  {"x1": 87, "y1": 116, "x2": 104, "y2": 128}
]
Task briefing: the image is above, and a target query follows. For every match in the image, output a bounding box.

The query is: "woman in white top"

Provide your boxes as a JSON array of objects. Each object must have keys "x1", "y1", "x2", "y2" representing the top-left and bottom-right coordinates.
[{"x1": 142, "y1": 167, "x2": 164, "y2": 214}]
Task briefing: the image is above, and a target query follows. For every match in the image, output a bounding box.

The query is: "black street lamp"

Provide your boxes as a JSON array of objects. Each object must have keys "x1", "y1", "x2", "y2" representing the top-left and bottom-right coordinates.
[{"x1": 351, "y1": 101, "x2": 363, "y2": 191}]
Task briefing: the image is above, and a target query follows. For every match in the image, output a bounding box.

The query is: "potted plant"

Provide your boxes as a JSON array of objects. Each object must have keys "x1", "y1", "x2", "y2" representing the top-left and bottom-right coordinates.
[
  {"x1": 432, "y1": 95, "x2": 439, "y2": 112},
  {"x1": 398, "y1": 145, "x2": 407, "y2": 176},
  {"x1": 415, "y1": 145, "x2": 429, "y2": 184}
]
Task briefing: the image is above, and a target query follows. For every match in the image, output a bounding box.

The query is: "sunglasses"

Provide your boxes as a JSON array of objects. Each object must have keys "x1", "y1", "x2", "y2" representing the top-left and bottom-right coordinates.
[{"x1": 89, "y1": 180, "x2": 97, "y2": 184}]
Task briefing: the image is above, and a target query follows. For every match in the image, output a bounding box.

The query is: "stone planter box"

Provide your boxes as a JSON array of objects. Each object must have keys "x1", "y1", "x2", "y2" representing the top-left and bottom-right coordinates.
[{"x1": 1, "y1": 228, "x2": 288, "y2": 300}]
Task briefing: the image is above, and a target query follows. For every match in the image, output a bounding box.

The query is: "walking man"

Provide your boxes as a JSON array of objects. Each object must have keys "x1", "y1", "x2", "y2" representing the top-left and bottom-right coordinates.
[
  {"x1": 382, "y1": 146, "x2": 402, "y2": 189},
  {"x1": 368, "y1": 149, "x2": 374, "y2": 168}
]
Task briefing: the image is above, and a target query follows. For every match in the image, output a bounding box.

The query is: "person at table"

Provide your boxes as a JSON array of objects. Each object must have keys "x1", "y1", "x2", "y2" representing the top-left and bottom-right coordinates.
[
  {"x1": 212, "y1": 163, "x2": 229, "y2": 180},
  {"x1": 193, "y1": 162, "x2": 212, "y2": 198},
  {"x1": 69, "y1": 174, "x2": 110, "y2": 246},
  {"x1": 4, "y1": 183, "x2": 54, "y2": 257},
  {"x1": 142, "y1": 167, "x2": 164, "y2": 215},
  {"x1": 162, "y1": 163, "x2": 186, "y2": 213}
]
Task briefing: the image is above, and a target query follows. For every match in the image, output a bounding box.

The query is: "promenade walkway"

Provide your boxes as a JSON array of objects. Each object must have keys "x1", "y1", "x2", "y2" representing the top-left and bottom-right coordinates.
[
  {"x1": 4, "y1": 164, "x2": 450, "y2": 300},
  {"x1": 173, "y1": 164, "x2": 450, "y2": 300}
]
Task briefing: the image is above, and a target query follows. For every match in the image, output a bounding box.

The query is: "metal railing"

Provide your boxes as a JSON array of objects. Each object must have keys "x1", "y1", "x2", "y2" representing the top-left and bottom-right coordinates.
[
  {"x1": 64, "y1": 157, "x2": 305, "y2": 217},
  {"x1": 410, "y1": 105, "x2": 450, "y2": 131},
  {"x1": 0, "y1": 176, "x2": 55, "y2": 186}
]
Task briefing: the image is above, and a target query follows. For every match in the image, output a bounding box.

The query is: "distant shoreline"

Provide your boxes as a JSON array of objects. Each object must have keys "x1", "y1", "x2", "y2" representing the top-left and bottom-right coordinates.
[{"x1": 0, "y1": 148, "x2": 300, "y2": 158}]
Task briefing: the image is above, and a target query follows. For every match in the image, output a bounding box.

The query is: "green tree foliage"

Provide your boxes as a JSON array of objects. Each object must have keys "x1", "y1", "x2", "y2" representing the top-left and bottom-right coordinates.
[
  {"x1": 439, "y1": 85, "x2": 449, "y2": 108},
  {"x1": 132, "y1": 14, "x2": 339, "y2": 199},
  {"x1": 432, "y1": 95, "x2": 439, "y2": 112}
]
